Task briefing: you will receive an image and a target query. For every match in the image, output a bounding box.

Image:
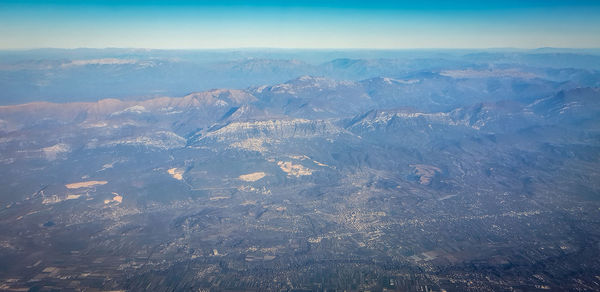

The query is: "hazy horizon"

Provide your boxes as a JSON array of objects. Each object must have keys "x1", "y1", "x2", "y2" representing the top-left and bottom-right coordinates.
[{"x1": 3, "y1": 47, "x2": 600, "y2": 51}]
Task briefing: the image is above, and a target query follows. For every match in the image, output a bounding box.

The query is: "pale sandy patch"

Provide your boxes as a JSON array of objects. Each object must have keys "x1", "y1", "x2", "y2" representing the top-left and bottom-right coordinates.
[
  {"x1": 238, "y1": 172, "x2": 266, "y2": 182},
  {"x1": 167, "y1": 168, "x2": 184, "y2": 180},
  {"x1": 241, "y1": 200, "x2": 257, "y2": 206},
  {"x1": 98, "y1": 162, "x2": 115, "y2": 171},
  {"x1": 277, "y1": 161, "x2": 312, "y2": 177},
  {"x1": 65, "y1": 180, "x2": 107, "y2": 189},
  {"x1": 104, "y1": 192, "x2": 123, "y2": 204},
  {"x1": 82, "y1": 121, "x2": 108, "y2": 128},
  {"x1": 289, "y1": 154, "x2": 330, "y2": 167},
  {"x1": 288, "y1": 155, "x2": 308, "y2": 160},
  {"x1": 312, "y1": 160, "x2": 330, "y2": 167},
  {"x1": 238, "y1": 185, "x2": 272, "y2": 195},
  {"x1": 210, "y1": 196, "x2": 230, "y2": 201}
]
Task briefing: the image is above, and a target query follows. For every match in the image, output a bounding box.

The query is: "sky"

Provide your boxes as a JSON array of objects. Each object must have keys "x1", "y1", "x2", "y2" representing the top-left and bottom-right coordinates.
[{"x1": 0, "y1": 0, "x2": 599, "y2": 49}]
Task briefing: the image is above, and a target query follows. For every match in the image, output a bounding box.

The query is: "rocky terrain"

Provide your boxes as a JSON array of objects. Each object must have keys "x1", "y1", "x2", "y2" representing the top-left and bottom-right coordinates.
[{"x1": 0, "y1": 51, "x2": 600, "y2": 291}]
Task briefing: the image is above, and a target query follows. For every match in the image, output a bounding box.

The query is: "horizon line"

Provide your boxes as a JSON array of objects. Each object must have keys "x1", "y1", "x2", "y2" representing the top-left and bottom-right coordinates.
[{"x1": 2, "y1": 46, "x2": 600, "y2": 51}]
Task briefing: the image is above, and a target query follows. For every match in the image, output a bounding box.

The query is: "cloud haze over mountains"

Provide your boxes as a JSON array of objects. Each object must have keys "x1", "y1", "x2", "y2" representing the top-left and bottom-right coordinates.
[{"x1": 1, "y1": 48, "x2": 600, "y2": 105}]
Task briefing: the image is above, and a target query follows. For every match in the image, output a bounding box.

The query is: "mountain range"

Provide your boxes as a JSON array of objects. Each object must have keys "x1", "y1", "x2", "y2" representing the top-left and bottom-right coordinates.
[{"x1": 0, "y1": 51, "x2": 599, "y2": 291}]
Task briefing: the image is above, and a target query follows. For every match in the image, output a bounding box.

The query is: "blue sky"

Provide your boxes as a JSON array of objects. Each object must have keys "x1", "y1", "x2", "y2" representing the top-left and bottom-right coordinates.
[{"x1": 1, "y1": 0, "x2": 599, "y2": 49}]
